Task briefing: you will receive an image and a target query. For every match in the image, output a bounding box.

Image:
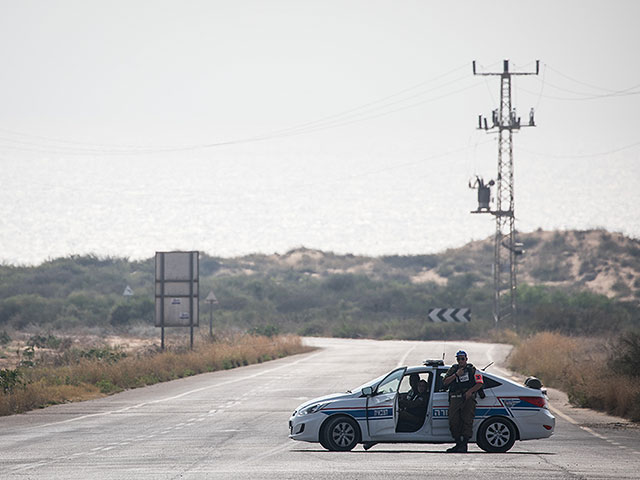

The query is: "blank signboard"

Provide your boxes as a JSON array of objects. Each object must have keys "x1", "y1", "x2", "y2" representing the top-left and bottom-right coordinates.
[{"x1": 155, "y1": 251, "x2": 199, "y2": 327}]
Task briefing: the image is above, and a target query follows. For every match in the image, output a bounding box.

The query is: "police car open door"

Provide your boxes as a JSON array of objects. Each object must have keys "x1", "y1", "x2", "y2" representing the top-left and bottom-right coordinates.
[{"x1": 365, "y1": 367, "x2": 406, "y2": 439}]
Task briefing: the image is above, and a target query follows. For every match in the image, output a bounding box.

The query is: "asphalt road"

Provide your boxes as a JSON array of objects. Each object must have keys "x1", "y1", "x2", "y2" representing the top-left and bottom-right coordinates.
[{"x1": 1, "y1": 338, "x2": 639, "y2": 479}]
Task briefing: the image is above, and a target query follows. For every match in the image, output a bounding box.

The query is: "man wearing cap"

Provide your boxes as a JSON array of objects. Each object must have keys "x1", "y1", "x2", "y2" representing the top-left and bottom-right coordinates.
[{"x1": 443, "y1": 350, "x2": 484, "y2": 453}]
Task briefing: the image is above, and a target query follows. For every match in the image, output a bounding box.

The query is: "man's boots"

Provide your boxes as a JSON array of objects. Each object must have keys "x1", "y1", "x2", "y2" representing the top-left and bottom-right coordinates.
[
  {"x1": 445, "y1": 437, "x2": 463, "y2": 453},
  {"x1": 458, "y1": 437, "x2": 469, "y2": 453}
]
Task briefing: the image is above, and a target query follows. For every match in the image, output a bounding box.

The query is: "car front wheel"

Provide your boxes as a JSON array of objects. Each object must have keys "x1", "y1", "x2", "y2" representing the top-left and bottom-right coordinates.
[
  {"x1": 477, "y1": 417, "x2": 516, "y2": 453},
  {"x1": 322, "y1": 416, "x2": 360, "y2": 451}
]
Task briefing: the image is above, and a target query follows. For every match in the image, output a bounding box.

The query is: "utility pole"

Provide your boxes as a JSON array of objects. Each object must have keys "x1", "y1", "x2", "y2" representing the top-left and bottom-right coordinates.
[{"x1": 470, "y1": 59, "x2": 539, "y2": 326}]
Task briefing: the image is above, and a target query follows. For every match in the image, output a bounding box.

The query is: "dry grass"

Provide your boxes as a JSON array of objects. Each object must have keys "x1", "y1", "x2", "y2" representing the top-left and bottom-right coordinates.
[
  {"x1": 509, "y1": 332, "x2": 640, "y2": 421},
  {"x1": 0, "y1": 334, "x2": 311, "y2": 416},
  {"x1": 485, "y1": 328, "x2": 521, "y2": 346},
  {"x1": 0, "y1": 382, "x2": 99, "y2": 415}
]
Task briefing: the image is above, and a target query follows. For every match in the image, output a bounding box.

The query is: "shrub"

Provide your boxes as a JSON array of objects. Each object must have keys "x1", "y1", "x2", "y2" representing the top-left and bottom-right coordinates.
[
  {"x1": 27, "y1": 334, "x2": 63, "y2": 349},
  {"x1": 510, "y1": 332, "x2": 640, "y2": 422},
  {"x1": 96, "y1": 379, "x2": 118, "y2": 394},
  {"x1": 530, "y1": 257, "x2": 572, "y2": 282},
  {"x1": 0, "y1": 368, "x2": 24, "y2": 393},
  {"x1": 324, "y1": 274, "x2": 357, "y2": 292},
  {"x1": 381, "y1": 255, "x2": 438, "y2": 269},
  {"x1": 0, "y1": 295, "x2": 63, "y2": 329},
  {"x1": 250, "y1": 324, "x2": 280, "y2": 338},
  {"x1": 110, "y1": 298, "x2": 154, "y2": 326},
  {"x1": 611, "y1": 331, "x2": 640, "y2": 377},
  {"x1": 80, "y1": 347, "x2": 127, "y2": 364}
]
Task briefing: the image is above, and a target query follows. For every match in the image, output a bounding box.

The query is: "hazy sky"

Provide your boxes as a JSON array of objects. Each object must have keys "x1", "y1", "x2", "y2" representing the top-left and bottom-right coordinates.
[{"x1": 1, "y1": 1, "x2": 639, "y2": 263}]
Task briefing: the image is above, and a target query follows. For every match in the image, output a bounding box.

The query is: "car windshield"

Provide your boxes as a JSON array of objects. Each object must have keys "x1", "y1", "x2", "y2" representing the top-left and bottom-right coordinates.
[{"x1": 349, "y1": 372, "x2": 389, "y2": 393}]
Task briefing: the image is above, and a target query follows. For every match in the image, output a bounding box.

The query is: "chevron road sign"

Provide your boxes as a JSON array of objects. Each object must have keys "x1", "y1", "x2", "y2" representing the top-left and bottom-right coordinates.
[{"x1": 428, "y1": 308, "x2": 471, "y2": 323}]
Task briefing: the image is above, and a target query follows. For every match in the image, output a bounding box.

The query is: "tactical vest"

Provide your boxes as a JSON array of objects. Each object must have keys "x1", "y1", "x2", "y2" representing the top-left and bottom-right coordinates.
[{"x1": 447, "y1": 364, "x2": 477, "y2": 394}]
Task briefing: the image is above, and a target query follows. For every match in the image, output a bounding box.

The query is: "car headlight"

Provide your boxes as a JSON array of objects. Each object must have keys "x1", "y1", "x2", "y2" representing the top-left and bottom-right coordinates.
[{"x1": 298, "y1": 403, "x2": 328, "y2": 416}]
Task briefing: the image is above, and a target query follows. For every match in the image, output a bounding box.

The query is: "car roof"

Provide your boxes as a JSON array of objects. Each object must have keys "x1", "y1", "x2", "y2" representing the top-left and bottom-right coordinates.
[
  {"x1": 405, "y1": 365, "x2": 439, "y2": 374},
  {"x1": 405, "y1": 365, "x2": 512, "y2": 383}
]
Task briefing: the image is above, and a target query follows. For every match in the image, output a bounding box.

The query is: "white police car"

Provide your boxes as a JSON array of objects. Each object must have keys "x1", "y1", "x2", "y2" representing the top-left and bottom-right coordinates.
[{"x1": 289, "y1": 360, "x2": 555, "y2": 452}]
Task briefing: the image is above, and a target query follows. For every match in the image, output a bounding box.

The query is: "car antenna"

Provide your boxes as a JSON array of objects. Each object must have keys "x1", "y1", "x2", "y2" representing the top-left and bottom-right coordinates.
[{"x1": 481, "y1": 361, "x2": 494, "y2": 371}]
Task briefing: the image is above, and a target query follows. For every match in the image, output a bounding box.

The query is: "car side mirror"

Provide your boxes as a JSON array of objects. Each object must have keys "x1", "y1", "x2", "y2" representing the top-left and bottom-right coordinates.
[{"x1": 361, "y1": 386, "x2": 373, "y2": 396}]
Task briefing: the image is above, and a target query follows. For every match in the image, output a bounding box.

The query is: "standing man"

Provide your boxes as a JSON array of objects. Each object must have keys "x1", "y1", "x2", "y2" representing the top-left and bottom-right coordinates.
[{"x1": 443, "y1": 350, "x2": 484, "y2": 453}]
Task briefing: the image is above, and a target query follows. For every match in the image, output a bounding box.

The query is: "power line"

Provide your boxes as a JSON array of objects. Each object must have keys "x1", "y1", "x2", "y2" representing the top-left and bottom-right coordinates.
[
  {"x1": 519, "y1": 85, "x2": 640, "y2": 101},
  {"x1": 528, "y1": 79, "x2": 640, "y2": 99},
  {"x1": 520, "y1": 63, "x2": 640, "y2": 101},
  {"x1": 255, "y1": 63, "x2": 471, "y2": 137},
  {"x1": 2, "y1": 140, "x2": 496, "y2": 197},
  {"x1": 544, "y1": 64, "x2": 640, "y2": 94},
  {"x1": 0, "y1": 80, "x2": 481, "y2": 156},
  {"x1": 519, "y1": 139, "x2": 640, "y2": 159},
  {"x1": 0, "y1": 64, "x2": 473, "y2": 156}
]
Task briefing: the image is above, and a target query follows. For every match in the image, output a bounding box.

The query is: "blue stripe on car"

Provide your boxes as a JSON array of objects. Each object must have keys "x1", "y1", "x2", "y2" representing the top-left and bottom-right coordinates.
[
  {"x1": 434, "y1": 406, "x2": 513, "y2": 418},
  {"x1": 321, "y1": 408, "x2": 393, "y2": 419}
]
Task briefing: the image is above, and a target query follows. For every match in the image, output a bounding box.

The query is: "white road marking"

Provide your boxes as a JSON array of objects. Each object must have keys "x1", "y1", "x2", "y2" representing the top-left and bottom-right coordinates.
[
  {"x1": 236, "y1": 441, "x2": 291, "y2": 466},
  {"x1": 397, "y1": 344, "x2": 418, "y2": 367},
  {"x1": 20, "y1": 461, "x2": 49, "y2": 471},
  {"x1": 548, "y1": 404, "x2": 607, "y2": 440},
  {"x1": 34, "y1": 351, "x2": 323, "y2": 429}
]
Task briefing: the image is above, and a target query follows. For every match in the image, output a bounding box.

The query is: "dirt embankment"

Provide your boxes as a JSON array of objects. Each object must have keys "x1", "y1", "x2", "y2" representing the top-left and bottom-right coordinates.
[{"x1": 213, "y1": 229, "x2": 640, "y2": 302}]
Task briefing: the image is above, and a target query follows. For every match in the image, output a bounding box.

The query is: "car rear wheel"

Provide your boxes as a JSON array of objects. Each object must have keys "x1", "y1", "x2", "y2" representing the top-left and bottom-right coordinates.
[
  {"x1": 477, "y1": 417, "x2": 516, "y2": 453},
  {"x1": 322, "y1": 416, "x2": 360, "y2": 451}
]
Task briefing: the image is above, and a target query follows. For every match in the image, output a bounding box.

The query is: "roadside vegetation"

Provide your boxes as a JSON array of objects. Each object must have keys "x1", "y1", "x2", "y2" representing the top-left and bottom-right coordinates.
[
  {"x1": 509, "y1": 331, "x2": 640, "y2": 421},
  {"x1": 0, "y1": 228, "x2": 638, "y2": 419},
  {"x1": 0, "y1": 333, "x2": 310, "y2": 416},
  {"x1": 0, "y1": 229, "x2": 638, "y2": 341}
]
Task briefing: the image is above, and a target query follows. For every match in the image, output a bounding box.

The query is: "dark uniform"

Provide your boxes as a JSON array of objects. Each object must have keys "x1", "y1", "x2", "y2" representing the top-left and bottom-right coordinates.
[
  {"x1": 399, "y1": 386, "x2": 421, "y2": 407},
  {"x1": 445, "y1": 362, "x2": 483, "y2": 451},
  {"x1": 398, "y1": 380, "x2": 428, "y2": 431}
]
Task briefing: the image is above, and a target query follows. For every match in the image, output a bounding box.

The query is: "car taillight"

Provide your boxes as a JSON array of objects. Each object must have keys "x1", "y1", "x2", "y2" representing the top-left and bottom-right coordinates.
[{"x1": 519, "y1": 396, "x2": 547, "y2": 409}]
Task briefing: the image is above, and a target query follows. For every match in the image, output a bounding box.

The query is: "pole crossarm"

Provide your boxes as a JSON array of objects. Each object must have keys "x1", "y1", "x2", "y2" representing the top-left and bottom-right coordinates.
[{"x1": 472, "y1": 60, "x2": 540, "y2": 76}]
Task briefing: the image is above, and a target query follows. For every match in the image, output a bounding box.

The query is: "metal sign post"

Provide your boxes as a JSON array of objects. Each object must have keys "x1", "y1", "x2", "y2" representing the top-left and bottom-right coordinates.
[{"x1": 205, "y1": 290, "x2": 219, "y2": 338}]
